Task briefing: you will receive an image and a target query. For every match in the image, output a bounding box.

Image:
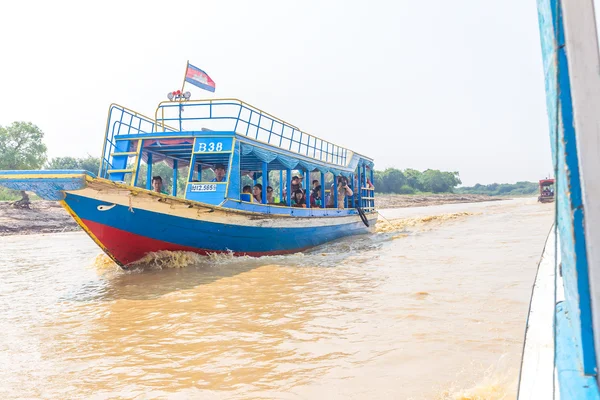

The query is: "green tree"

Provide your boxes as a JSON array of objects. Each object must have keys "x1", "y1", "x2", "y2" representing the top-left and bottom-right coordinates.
[
  {"x1": 0, "y1": 122, "x2": 47, "y2": 208},
  {"x1": 47, "y1": 155, "x2": 101, "y2": 175},
  {"x1": 404, "y1": 168, "x2": 423, "y2": 191},
  {"x1": 47, "y1": 156, "x2": 80, "y2": 170},
  {"x1": 418, "y1": 169, "x2": 450, "y2": 193},
  {"x1": 381, "y1": 168, "x2": 407, "y2": 193}
]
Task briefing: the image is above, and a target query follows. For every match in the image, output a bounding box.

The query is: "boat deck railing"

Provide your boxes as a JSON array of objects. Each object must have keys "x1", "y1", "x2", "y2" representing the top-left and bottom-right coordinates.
[
  {"x1": 154, "y1": 99, "x2": 351, "y2": 168},
  {"x1": 100, "y1": 104, "x2": 177, "y2": 178}
]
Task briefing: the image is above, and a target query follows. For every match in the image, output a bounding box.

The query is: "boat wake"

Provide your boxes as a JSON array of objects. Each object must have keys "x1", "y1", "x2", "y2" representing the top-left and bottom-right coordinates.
[
  {"x1": 374, "y1": 211, "x2": 476, "y2": 234},
  {"x1": 435, "y1": 355, "x2": 517, "y2": 400},
  {"x1": 90, "y1": 211, "x2": 477, "y2": 273}
]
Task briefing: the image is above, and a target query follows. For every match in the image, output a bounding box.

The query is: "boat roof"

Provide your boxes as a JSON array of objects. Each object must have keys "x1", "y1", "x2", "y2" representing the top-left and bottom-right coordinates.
[{"x1": 104, "y1": 99, "x2": 374, "y2": 173}]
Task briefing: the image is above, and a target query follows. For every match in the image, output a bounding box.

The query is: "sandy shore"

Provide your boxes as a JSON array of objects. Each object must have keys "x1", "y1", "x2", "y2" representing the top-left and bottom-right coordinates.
[
  {"x1": 0, "y1": 201, "x2": 80, "y2": 236},
  {"x1": 0, "y1": 193, "x2": 504, "y2": 236}
]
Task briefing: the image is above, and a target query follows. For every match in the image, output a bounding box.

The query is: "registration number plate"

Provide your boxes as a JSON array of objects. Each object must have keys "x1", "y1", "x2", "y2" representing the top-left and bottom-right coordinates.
[{"x1": 191, "y1": 184, "x2": 217, "y2": 192}]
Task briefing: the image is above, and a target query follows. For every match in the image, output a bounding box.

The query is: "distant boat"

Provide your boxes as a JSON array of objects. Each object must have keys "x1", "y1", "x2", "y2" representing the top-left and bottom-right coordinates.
[
  {"x1": 537, "y1": 178, "x2": 555, "y2": 203},
  {"x1": 518, "y1": 1, "x2": 600, "y2": 399},
  {"x1": 0, "y1": 97, "x2": 376, "y2": 267}
]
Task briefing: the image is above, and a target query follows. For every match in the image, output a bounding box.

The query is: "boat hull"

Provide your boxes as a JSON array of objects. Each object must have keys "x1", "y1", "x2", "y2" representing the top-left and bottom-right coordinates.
[{"x1": 61, "y1": 185, "x2": 375, "y2": 266}]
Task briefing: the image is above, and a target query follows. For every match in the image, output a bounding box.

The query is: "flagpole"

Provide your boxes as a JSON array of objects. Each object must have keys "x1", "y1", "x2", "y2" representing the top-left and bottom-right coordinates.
[{"x1": 180, "y1": 60, "x2": 189, "y2": 93}]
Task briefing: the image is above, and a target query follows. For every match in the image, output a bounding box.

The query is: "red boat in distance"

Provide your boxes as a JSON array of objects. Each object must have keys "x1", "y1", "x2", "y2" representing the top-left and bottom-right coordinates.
[{"x1": 538, "y1": 178, "x2": 554, "y2": 203}]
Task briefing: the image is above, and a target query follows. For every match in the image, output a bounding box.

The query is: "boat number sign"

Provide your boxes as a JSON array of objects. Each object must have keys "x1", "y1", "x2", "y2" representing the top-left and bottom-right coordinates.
[
  {"x1": 194, "y1": 137, "x2": 233, "y2": 153},
  {"x1": 191, "y1": 184, "x2": 217, "y2": 192}
]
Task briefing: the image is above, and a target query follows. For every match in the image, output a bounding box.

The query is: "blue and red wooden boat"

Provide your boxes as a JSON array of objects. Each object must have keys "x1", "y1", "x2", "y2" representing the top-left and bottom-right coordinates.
[{"x1": 0, "y1": 98, "x2": 377, "y2": 266}]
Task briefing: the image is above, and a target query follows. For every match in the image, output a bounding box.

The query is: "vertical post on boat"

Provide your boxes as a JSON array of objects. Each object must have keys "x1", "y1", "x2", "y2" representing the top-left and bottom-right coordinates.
[
  {"x1": 362, "y1": 163, "x2": 367, "y2": 208},
  {"x1": 279, "y1": 170, "x2": 284, "y2": 203},
  {"x1": 348, "y1": 173, "x2": 353, "y2": 208},
  {"x1": 286, "y1": 169, "x2": 292, "y2": 206},
  {"x1": 333, "y1": 174, "x2": 339, "y2": 208},
  {"x1": 320, "y1": 171, "x2": 325, "y2": 209},
  {"x1": 357, "y1": 166, "x2": 362, "y2": 209},
  {"x1": 262, "y1": 162, "x2": 268, "y2": 204},
  {"x1": 178, "y1": 102, "x2": 183, "y2": 132},
  {"x1": 304, "y1": 170, "x2": 310, "y2": 208},
  {"x1": 146, "y1": 152, "x2": 153, "y2": 190},
  {"x1": 370, "y1": 167, "x2": 375, "y2": 209},
  {"x1": 172, "y1": 159, "x2": 178, "y2": 196}
]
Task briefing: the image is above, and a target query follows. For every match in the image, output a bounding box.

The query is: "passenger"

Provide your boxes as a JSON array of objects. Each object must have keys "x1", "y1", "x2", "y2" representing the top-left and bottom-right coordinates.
[
  {"x1": 211, "y1": 163, "x2": 227, "y2": 182},
  {"x1": 312, "y1": 179, "x2": 320, "y2": 190},
  {"x1": 291, "y1": 176, "x2": 302, "y2": 192},
  {"x1": 152, "y1": 176, "x2": 168, "y2": 195},
  {"x1": 242, "y1": 185, "x2": 252, "y2": 194},
  {"x1": 326, "y1": 177, "x2": 353, "y2": 208},
  {"x1": 267, "y1": 186, "x2": 275, "y2": 204},
  {"x1": 253, "y1": 184, "x2": 263, "y2": 204},
  {"x1": 310, "y1": 185, "x2": 322, "y2": 208},
  {"x1": 367, "y1": 178, "x2": 375, "y2": 190},
  {"x1": 284, "y1": 175, "x2": 302, "y2": 202},
  {"x1": 292, "y1": 189, "x2": 307, "y2": 208}
]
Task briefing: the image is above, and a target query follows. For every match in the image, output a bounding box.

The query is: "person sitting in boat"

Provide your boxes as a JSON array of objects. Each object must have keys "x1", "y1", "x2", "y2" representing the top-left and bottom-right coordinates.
[
  {"x1": 292, "y1": 189, "x2": 307, "y2": 208},
  {"x1": 312, "y1": 179, "x2": 320, "y2": 190},
  {"x1": 310, "y1": 185, "x2": 322, "y2": 208},
  {"x1": 266, "y1": 186, "x2": 275, "y2": 204},
  {"x1": 327, "y1": 177, "x2": 353, "y2": 208},
  {"x1": 253, "y1": 184, "x2": 263, "y2": 203},
  {"x1": 152, "y1": 176, "x2": 169, "y2": 195},
  {"x1": 210, "y1": 163, "x2": 227, "y2": 182}
]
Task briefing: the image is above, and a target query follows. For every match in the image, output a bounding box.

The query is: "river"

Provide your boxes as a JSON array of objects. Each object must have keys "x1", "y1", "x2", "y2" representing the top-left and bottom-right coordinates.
[{"x1": 0, "y1": 198, "x2": 553, "y2": 399}]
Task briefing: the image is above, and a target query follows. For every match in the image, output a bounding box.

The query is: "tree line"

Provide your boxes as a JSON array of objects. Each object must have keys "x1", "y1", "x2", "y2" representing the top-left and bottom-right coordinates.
[
  {"x1": 373, "y1": 168, "x2": 462, "y2": 194},
  {"x1": 455, "y1": 181, "x2": 539, "y2": 196}
]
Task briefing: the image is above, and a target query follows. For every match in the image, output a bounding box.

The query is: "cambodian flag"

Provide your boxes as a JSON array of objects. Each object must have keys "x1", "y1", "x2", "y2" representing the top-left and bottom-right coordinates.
[{"x1": 185, "y1": 63, "x2": 216, "y2": 92}]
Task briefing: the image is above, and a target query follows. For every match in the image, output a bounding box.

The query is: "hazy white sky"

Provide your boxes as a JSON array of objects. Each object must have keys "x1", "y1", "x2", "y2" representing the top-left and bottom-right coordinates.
[{"x1": 0, "y1": 0, "x2": 551, "y2": 186}]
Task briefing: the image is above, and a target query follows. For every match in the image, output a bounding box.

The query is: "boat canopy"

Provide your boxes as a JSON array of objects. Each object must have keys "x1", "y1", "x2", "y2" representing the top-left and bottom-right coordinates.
[{"x1": 99, "y1": 99, "x2": 375, "y2": 211}]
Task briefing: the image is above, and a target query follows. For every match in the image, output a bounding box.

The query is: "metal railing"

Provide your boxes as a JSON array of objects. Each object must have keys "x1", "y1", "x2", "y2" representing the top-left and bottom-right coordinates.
[
  {"x1": 100, "y1": 104, "x2": 177, "y2": 178},
  {"x1": 154, "y1": 99, "x2": 351, "y2": 167}
]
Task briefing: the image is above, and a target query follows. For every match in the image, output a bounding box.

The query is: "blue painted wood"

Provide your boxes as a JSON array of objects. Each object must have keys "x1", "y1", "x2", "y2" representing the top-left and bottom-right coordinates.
[
  {"x1": 65, "y1": 193, "x2": 375, "y2": 254},
  {"x1": 146, "y1": 152, "x2": 153, "y2": 190},
  {"x1": 261, "y1": 161, "x2": 268, "y2": 204},
  {"x1": 556, "y1": 302, "x2": 600, "y2": 399},
  {"x1": 185, "y1": 184, "x2": 227, "y2": 205},
  {"x1": 194, "y1": 136, "x2": 233, "y2": 153},
  {"x1": 109, "y1": 139, "x2": 131, "y2": 182},
  {"x1": 0, "y1": 170, "x2": 90, "y2": 200},
  {"x1": 172, "y1": 159, "x2": 178, "y2": 196},
  {"x1": 304, "y1": 170, "x2": 310, "y2": 208},
  {"x1": 320, "y1": 171, "x2": 325, "y2": 209},
  {"x1": 537, "y1": 0, "x2": 598, "y2": 376},
  {"x1": 226, "y1": 140, "x2": 241, "y2": 199},
  {"x1": 220, "y1": 199, "x2": 360, "y2": 217},
  {"x1": 333, "y1": 173, "x2": 338, "y2": 207}
]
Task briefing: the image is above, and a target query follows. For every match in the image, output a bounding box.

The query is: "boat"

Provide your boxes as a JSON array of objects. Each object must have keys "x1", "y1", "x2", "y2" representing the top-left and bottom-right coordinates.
[
  {"x1": 537, "y1": 178, "x2": 555, "y2": 203},
  {"x1": 518, "y1": 0, "x2": 600, "y2": 398},
  {"x1": 0, "y1": 97, "x2": 377, "y2": 267}
]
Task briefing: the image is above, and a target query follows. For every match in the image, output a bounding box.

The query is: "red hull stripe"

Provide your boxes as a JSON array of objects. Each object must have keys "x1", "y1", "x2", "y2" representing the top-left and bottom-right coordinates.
[{"x1": 81, "y1": 219, "x2": 305, "y2": 266}]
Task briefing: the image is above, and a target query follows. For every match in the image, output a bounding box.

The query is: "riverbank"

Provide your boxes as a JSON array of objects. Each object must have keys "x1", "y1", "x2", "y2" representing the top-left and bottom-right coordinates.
[
  {"x1": 0, "y1": 201, "x2": 79, "y2": 236},
  {"x1": 375, "y1": 193, "x2": 502, "y2": 209},
  {"x1": 0, "y1": 193, "x2": 507, "y2": 236}
]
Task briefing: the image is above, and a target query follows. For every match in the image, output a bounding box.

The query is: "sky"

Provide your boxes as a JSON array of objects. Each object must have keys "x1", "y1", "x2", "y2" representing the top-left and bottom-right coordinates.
[{"x1": 0, "y1": 0, "x2": 552, "y2": 186}]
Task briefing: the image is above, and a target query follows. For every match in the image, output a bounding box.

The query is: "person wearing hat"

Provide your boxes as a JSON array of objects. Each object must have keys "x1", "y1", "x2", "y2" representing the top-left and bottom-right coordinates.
[{"x1": 210, "y1": 163, "x2": 227, "y2": 182}]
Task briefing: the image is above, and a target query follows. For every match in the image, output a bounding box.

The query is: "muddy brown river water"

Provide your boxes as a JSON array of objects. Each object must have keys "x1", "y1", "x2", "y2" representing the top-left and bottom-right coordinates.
[{"x1": 0, "y1": 198, "x2": 553, "y2": 399}]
